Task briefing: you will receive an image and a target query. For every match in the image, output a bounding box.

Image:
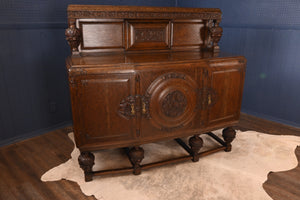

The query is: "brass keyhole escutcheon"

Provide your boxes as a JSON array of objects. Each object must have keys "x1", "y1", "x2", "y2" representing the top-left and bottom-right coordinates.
[
  {"x1": 208, "y1": 94, "x2": 211, "y2": 105},
  {"x1": 142, "y1": 102, "x2": 146, "y2": 114},
  {"x1": 131, "y1": 104, "x2": 135, "y2": 115}
]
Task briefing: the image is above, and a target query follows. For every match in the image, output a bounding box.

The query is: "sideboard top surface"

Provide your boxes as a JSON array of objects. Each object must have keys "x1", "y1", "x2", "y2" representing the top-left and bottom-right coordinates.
[{"x1": 67, "y1": 51, "x2": 245, "y2": 68}]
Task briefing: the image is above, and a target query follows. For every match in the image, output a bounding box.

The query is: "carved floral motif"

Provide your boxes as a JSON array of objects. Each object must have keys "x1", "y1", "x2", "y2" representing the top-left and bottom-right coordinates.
[
  {"x1": 161, "y1": 72, "x2": 186, "y2": 80},
  {"x1": 135, "y1": 29, "x2": 165, "y2": 42},
  {"x1": 162, "y1": 90, "x2": 187, "y2": 118}
]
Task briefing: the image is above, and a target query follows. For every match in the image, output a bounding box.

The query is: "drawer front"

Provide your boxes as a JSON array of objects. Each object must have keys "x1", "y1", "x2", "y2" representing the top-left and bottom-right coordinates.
[{"x1": 70, "y1": 72, "x2": 137, "y2": 148}]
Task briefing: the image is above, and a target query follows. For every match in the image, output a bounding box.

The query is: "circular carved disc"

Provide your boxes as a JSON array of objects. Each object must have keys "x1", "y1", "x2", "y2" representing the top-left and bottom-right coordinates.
[
  {"x1": 161, "y1": 90, "x2": 187, "y2": 118},
  {"x1": 146, "y1": 72, "x2": 198, "y2": 130}
]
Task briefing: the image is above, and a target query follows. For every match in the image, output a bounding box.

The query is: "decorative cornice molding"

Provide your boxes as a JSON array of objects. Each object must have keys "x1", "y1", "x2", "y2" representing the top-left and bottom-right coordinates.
[
  {"x1": 67, "y1": 5, "x2": 221, "y2": 14},
  {"x1": 68, "y1": 10, "x2": 222, "y2": 20}
]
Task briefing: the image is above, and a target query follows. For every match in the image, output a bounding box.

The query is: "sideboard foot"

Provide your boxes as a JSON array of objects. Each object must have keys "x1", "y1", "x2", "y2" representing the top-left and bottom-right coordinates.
[
  {"x1": 222, "y1": 127, "x2": 236, "y2": 152},
  {"x1": 189, "y1": 135, "x2": 203, "y2": 162},
  {"x1": 78, "y1": 151, "x2": 95, "y2": 182},
  {"x1": 128, "y1": 146, "x2": 144, "y2": 175}
]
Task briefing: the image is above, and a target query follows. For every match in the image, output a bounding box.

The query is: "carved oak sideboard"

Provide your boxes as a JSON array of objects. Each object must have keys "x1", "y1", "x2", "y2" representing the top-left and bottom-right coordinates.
[{"x1": 65, "y1": 5, "x2": 246, "y2": 181}]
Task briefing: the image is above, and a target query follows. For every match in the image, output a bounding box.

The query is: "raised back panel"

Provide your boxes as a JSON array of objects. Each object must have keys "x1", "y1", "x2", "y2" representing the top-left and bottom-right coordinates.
[
  {"x1": 78, "y1": 19, "x2": 124, "y2": 52},
  {"x1": 172, "y1": 20, "x2": 206, "y2": 50},
  {"x1": 66, "y1": 5, "x2": 222, "y2": 54}
]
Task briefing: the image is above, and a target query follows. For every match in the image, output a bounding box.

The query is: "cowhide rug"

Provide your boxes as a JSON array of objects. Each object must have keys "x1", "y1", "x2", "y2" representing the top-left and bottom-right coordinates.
[{"x1": 41, "y1": 130, "x2": 300, "y2": 200}]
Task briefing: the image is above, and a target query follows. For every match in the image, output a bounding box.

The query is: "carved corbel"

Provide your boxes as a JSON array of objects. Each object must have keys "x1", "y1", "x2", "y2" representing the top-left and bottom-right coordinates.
[
  {"x1": 65, "y1": 20, "x2": 81, "y2": 53},
  {"x1": 208, "y1": 20, "x2": 223, "y2": 52}
]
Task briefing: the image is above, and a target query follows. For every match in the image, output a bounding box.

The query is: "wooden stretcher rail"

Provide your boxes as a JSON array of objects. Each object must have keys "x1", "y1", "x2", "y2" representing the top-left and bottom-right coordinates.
[{"x1": 91, "y1": 133, "x2": 229, "y2": 178}]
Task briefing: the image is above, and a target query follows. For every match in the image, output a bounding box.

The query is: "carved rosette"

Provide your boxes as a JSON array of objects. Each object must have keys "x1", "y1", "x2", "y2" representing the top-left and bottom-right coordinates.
[
  {"x1": 65, "y1": 24, "x2": 81, "y2": 52},
  {"x1": 162, "y1": 90, "x2": 187, "y2": 118}
]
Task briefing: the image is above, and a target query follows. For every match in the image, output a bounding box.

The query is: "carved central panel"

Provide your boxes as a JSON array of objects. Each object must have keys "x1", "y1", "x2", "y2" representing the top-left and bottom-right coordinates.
[
  {"x1": 135, "y1": 28, "x2": 165, "y2": 42},
  {"x1": 126, "y1": 20, "x2": 170, "y2": 50},
  {"x1": 162, "y1": 90, "x2": 187, "y2": 118}
]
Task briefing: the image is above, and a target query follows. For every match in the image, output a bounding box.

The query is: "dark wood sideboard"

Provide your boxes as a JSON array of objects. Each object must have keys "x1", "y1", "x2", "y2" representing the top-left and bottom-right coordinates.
[{"x1": 65, "y1": 5, "x2": 246, "y2": 181}]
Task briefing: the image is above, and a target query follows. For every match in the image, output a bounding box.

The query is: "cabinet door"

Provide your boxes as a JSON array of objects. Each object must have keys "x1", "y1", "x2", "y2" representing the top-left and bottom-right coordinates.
[
  {"x1": 137, "y1": 63, "x2": 207, "y2": 141},
  {"x1": 207, "y1": 59, "x2": 246, "y2": 126},
  {"x1": 71, "y1": 72, "x2": 137, "y2": 149}
]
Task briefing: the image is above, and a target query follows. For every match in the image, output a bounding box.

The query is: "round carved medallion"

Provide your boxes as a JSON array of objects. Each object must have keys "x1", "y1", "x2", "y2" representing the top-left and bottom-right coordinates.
[
  {"x1": 161, "y1": 90, "x2": 187, "y2": 118},
  {"x1": 146, "y1": 72, "x2": 198, "y2": 130}
]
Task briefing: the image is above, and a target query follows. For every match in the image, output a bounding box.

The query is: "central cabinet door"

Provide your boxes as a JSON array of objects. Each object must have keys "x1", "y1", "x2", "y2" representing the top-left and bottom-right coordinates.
[{"x1": 138, "y1": 63, "x2": 207, "y2": 140}]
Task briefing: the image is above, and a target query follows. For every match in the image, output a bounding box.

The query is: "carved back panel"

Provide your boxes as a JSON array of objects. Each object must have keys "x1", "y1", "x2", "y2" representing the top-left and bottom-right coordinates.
[{"x1": 65, "y1": 5, "x2": 223, "y2": 54}]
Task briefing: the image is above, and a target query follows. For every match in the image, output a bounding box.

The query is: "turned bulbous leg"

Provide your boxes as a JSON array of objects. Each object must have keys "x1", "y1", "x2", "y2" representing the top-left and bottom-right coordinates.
[
  {"x1": 189, "y1": 135, "x2": 203, "y2": 162},
  {"x1": 78, "y1": 151, "x2": 95, "y2": 182},
  {"x1": 128, "y1": 146, "x2": 144, "y2": 175},
  {"x1": 222, "y1": 127, "x2": 236, "y2": 152}
]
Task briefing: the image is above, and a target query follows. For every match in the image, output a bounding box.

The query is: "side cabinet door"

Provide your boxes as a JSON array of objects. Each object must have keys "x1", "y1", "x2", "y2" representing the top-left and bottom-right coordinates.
[
  {"x1": 70, "y1": 72, "x2": 137, "y2": 148},
  {"x1": 207, "y1": 58, "x2": 246, "y2": 126}
]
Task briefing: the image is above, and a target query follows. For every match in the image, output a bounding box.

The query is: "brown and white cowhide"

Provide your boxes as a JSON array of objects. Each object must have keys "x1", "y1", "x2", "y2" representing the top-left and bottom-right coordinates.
[{"x1": 41, "y1": 130, "x2": 300, "y2": 200}]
